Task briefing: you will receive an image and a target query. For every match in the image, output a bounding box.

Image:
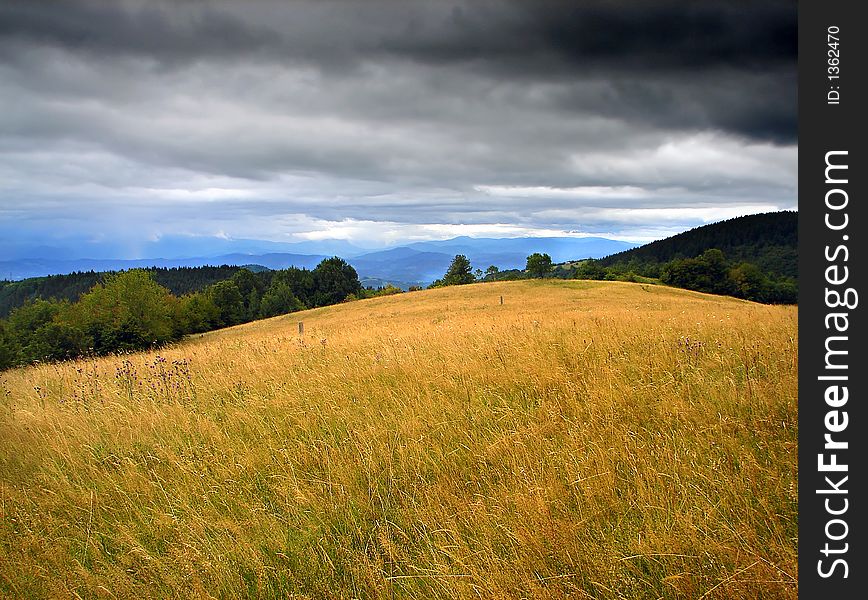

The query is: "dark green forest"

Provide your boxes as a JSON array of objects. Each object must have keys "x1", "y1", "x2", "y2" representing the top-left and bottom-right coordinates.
[
  {"x1": 598, "y1": 211, "x2": 797, "y2": 279},
  {"x1": 0, "y1": 265, "x2": 246, "y2": 318}
]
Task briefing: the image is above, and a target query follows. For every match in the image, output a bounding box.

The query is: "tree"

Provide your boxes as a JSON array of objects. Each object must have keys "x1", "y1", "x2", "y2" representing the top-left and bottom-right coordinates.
[
  {"x1": 363, "y1": 284, "x2": 403, "y2": 299},
  {"x1": 312, "y1": 257, "x2": 362, "y2": 306},
  {"x1": 24, "y1": 321, "x2": 88, "y2": 363},
  {"x1": 0, "y1": 320, "x2": 19, "y2": 370},
  {"x1": 662, "y1": 249, "x2": 734, "y2": 296},
  {"x1": 574, "y1": 260, "x2": 607, "y2": 280},
  {"x1": 174, "y1": 293, "x2": 220, "y2": 334},
  {"x1": 729, "y1": 262, "x2": 770, "y2": 302},
  {"x1": 6, "y1": 299, "x2": 61, "y2": 353},
  {"x1": 526, "y1": 253, "x2": 553, "y2": 278},
  {"x1": 72, "y1": 270, "x2": 177, "y2": 353},
  {"x1": 440, "y1": 255, "x2": 475, "y2": 286},
  {"x1": 484, "y1": 265, "x2": 499, "y2": 280},
  {"x1": 230, "y1": 269, "x2": 265, "y2": 321},
  {"x1": 272, "y1": 267, "x2": 315, "y2": 308},
  {"x1": 259, "y1": 282, "x2": 304, "y2": 318},
  {"x1": 208, "y1": 280, "x2": 246, "y2": 328}
]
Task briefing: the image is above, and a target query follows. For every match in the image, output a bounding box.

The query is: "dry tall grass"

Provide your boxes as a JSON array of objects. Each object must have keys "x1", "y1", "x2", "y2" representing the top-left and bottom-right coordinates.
[{"x1": 0, "y1": 280, "x2": 797, "y2": 599}]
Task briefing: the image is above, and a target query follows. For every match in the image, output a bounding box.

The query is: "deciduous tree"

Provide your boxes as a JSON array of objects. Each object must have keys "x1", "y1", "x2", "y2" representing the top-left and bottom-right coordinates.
[{"x1": 526, "y1": 253, "x2": 553, "y2": 278}]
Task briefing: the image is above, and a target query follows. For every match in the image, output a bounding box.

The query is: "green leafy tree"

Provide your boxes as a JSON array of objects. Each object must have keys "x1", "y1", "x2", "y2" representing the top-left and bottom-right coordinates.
[
  {"x1": 25, "y1": 321, "x2": 88, "y2": 363},
  {"x1": 231, "y1": 269, "x2": 265, "y2": 321},
  {"x1": 525, "y1": 253, "x2": 553, "y2": 278},
  {"x1": 174, "y1": 293, "x2": 221, "y2": 334},
  {"x1": 484, "y1": 265, "x2": 499, "y2": 280},
  {"x1": 6, "y1": 299, "x2": 85, "y2": 364},
  {"x1": 662, "y1": 249, "x2": 734, "y2": 296},
  {"x1": 0, "y1": 320, "x2": 19, "y2": 370},
  {"x1": 260, "y1": 282, "x2": 305, "y2": 318},
  {"x1": 441, "y1": 255, "x2": 475, "y2": 286},
  {"x1": 72, "y1": 270, "x2": 177, "y2": 353},
  {"x1": 208, "y1": 280, "x2": 246, "y2": 328},
  {"x1": 574, "y1": 260, "x2": 607, "y2": 280},
  {"x1": 730, "y1": 262, "x2": 771, "y2": 302},
  {"x1": 375, "y1": 284, "x2": 404, "y2": 297},
  {"x1": 6, "y1": 299, "x2": 61, "y2": 351},
  {"x1": 312, "y1": 257, "x2": 362, "y2": 306},
  {"x1": 767, "y1": 278, "x2": 798, "y2": 304},
  {"x1": 272, "y1": 268, "x2": 315, "y2": 307}
]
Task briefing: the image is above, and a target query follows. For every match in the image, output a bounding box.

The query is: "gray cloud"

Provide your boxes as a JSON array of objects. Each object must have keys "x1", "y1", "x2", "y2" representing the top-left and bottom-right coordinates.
[
  {"x1": 0, "y1": 0, "x2": 797, "y2": 141},
  {"x1": 0, "y1": 0, "x2": 796, "y2": 256}
]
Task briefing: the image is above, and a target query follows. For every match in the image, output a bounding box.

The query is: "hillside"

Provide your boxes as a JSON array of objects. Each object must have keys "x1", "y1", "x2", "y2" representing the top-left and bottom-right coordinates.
[
  {"x1": 0, "y1": 281, "x2": 797, "y2": 599},
  {"x1": 599, "y1": 211, "x2": 797, "y2": 279}
]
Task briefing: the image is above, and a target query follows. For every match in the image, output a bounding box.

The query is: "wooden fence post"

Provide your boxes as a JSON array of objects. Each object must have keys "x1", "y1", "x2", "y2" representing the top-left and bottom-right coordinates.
[{"x1": 298, "y1": 321, "x2": 304, "y2": 335}]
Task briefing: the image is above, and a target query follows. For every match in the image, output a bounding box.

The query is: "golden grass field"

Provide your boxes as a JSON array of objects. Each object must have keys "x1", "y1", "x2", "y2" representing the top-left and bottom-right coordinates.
[{"x1": 0, "y1": 280, "x2": 797, "y2": 599}]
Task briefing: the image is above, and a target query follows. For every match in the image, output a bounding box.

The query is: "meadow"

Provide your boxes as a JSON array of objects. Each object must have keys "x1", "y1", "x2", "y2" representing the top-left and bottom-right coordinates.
[{"x1": 0, "y1": 280, "x2": 797, "y2": 599}]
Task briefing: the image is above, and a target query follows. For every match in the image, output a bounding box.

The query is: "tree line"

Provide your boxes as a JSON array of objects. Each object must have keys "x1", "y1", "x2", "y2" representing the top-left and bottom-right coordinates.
[
  {"x1": 598, "y1": 211, "x2": 797, "y2": 279},
  {"x1": 0, "y1": 265, "x2": 249, "y2": 318},
  {"x1": 0, "y1": 258, "x2": 373, "y2": 371},
  {"x1": 432, "y1": 250, "x2": 797, "y2": 304}
]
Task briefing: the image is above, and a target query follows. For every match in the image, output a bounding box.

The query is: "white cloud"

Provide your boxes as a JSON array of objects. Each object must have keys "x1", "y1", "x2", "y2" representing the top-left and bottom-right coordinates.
[
  {"x1": 569, "y1": 132, "x2": 797, "y2": 191},
  {"x1": 475, "y1": 185, "x2": 655, "y2": 200}
]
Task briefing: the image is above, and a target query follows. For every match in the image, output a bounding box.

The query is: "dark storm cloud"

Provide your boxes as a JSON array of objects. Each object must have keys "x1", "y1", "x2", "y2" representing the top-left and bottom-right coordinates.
[
  {"x1": 0, "y1": 0, "x2": 797, "y2": 250},
  {"x1": 515, "y1": 1, "x2": 796, "y2": 69},
  {"x1": 0, "y1": 0, "x2": 280, "y2": 63},
  {"x1": 0, "y1": 0, "x2": 796, "y2": 142},
  {"x1": 7, "y1": 1, "x2": 796, "y2": 63},
  {"x1": 4, "y1": 0, "x2": 796, "y2": 69}
]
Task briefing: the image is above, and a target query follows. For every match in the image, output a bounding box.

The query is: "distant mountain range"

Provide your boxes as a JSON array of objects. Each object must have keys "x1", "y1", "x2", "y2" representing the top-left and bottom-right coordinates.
[
  {"x1": 0, "y1": 234, "x2": 370, "y2": 261},
  {"x1": 1, "y1": 236, "x2": 637, "y2": 284},
  {"x1": 0, "y1": 254, "x2": 328, "y2": 282},
  {"x1": 348, "y1": 237, "x2": 634, "y2": 284}
]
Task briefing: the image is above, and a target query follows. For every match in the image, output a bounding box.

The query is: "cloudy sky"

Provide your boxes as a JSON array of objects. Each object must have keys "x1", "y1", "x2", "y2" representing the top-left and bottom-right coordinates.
[{"x1": 0, "y1": 0, "x2": 796, "y2": 258}]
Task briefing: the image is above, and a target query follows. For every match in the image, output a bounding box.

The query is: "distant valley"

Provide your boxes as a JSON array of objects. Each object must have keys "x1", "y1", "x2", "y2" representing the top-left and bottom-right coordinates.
[{"x1": 1, "y1": 236, "x2": 636, "y2": 285}]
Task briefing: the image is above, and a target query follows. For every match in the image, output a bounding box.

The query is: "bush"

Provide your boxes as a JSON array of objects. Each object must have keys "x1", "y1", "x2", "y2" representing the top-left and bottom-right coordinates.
[{"x1": 72, "y1": 270, "x2": 178, "y2": 354}]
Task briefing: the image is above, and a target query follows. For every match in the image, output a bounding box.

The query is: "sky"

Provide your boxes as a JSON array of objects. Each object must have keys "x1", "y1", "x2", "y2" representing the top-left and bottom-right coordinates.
[{"x1": 0, "y1": 0, "x2": 797, "y2": 258}]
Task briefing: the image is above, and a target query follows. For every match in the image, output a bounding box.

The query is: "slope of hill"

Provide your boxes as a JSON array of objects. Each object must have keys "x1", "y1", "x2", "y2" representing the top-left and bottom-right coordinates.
[
  {"x1": 0, "y1": 280, "x2": 797, "y2": 599},
  {"x1": 598, "y1": 211, "x2": 797, "y2": 278}
]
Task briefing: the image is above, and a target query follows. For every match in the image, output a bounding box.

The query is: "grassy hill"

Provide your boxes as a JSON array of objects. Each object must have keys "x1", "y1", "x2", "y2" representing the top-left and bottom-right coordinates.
[{"x1": 0, "y1": 280, "x2": 797, "y2": 599}]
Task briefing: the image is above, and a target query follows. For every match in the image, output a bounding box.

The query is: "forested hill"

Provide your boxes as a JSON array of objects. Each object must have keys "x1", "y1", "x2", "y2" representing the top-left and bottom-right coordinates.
[
  {"x1": 0, "y1": 265, "x2": 245, "y2": 318},
  {"x1": 599, "y1": 211, "x2": 797, "y2": 279}
]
